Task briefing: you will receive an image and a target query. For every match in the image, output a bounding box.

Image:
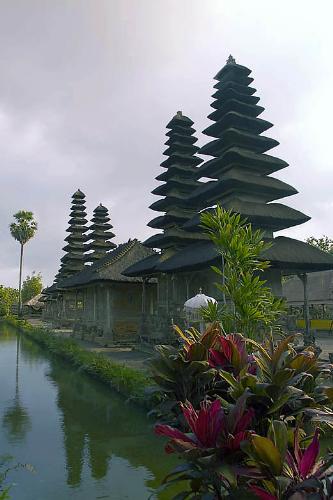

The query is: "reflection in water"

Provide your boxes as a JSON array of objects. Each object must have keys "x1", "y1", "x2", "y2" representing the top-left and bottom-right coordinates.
[
  {"x1": 2, "y1": 335, "x2": 31, "y2": 443},
  {"x1": 48, "y1": 360, "x2": 173, "y2": 490},
  {"x1": 0, "y1": 325, "x2": 178, "y2": 499}
]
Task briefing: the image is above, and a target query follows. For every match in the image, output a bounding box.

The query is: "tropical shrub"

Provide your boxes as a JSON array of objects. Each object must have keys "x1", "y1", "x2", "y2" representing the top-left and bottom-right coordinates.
[
  {"x1": 151, "y1": 207, "x2": 333, "y2": 498},
  {"x1": 200, "y1": 207, "x2": 285, "y2": 339},
  {"x1": 153, "y1": 325, "x2": 333, "y2": 499},
  {"x1": 0, "y1": 287, "x2": 18, "y2": 317},
  {"x1": 148, "y1": 325, "x2": 218, "y2": 422},
  {"x1": 21, "y1": 272, "x2": 43, "y2": 303}
]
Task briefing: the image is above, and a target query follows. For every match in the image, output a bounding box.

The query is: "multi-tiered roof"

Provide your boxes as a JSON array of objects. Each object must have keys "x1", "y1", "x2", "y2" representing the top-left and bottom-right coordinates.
[
  {"x1": 144, "y1": 111, "x2": 203, "y2": 250},
  {"x1": 85, "y1": 204, "x2": 116, "y2": 264},
  {"x1": 184, "y1": 55, "x2": 310, "y2": 234},
  {"x1": 60, "y1": 189, "x2": 89, "y2": 278},
  {"x1": 124, "y1": 57, "x2": 333, "y2": 278}
]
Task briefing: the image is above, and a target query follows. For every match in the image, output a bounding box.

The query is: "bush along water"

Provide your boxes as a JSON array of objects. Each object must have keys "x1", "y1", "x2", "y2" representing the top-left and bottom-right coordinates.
[
  {"x1": 5, "y1": 318, "x2": 151, "y2": 404},
  {"x1": 151, "y1": 208, "x2": 333, "y2": 499},
  {"x1": 0, "y1": 455, "x2": 33, "y2": 499}
]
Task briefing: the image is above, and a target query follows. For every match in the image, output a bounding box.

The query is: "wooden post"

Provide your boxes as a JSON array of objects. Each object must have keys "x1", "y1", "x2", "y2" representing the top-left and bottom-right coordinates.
[
  {"x1": 166, "y1": 274, "x2": 169, "y2": 314},
  {"x1": 171, "y1": 273, "x2": 176, "y2": 303},
  {"x1": 156, "y1": 277, "x2": 160, "y2": 309},
  {"x1": 297, "y1": 273, "x2": 312, "y2": 345},
  {"x1": 62, "y1": 294, "x2": 66, "y2": 320},
  {"x1": 142, "y1": 278, "x2": 147, "y2": 314},
  {"x1": 106, "y1": 287, "x2": 113, "y2": 340},
  {"x1": 93, "y1": 288, "x2": 97, "y2": 322},
  {"x1": 75, "y1": 290, "x2": 78, "y2": 319}
]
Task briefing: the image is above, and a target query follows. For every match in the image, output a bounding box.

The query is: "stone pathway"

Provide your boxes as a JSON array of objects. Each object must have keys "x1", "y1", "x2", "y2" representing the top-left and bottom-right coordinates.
[
  {"x1": 26, "y1": 317, "x2": 153, "y2": 372},
  {"x1": 75, "y1": 338, "x2": 153, "y2": 372},
  {"x1": 314, "y1": 334, "x2": 333, "y2": 361},
  {"x1": 26, "y1": 318, "x2": 333, "y2": 369}
]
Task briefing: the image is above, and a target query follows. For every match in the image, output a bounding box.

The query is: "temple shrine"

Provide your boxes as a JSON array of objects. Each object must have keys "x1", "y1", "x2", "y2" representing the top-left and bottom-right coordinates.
[
  {"x1": 123, "y1": 56, "x2": 333, "y2": 340},
  {"x1": 44, "y1": 56, "x2": 333, "y2": 342}
]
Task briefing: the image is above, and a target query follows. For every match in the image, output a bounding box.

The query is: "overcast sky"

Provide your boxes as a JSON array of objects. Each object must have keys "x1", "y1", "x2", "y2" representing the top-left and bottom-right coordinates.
[{"x1": 1, "y1": 0, "x2": 332, "y2": 288}]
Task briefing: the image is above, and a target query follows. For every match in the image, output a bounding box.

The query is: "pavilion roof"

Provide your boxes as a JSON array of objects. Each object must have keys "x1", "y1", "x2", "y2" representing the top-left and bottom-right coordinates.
[
  {"x1": 138, "y1": 237, "x2": 333, "y2": 275},
  {"x1": 23, "y1": 294, "x2": 44, "y2": 308},
  {"x1": 55, "y1": 240, "x2": 155, "y2": 289},
  {"x1": 122, "y1": 253, "x2": 162, "y2": 277}
]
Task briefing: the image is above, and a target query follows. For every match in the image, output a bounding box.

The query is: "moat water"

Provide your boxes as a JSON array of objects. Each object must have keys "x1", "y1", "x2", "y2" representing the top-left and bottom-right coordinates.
[{"x1": 0, "y1": 323, "x2": 178, "y2": 500}]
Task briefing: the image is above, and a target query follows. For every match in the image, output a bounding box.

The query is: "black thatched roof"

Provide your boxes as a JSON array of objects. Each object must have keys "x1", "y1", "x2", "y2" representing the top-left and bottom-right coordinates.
[
  {"x1": 263, "y1": 238, "x2": 333, "y2": 273},
  {"x1": 52, "y1": 240, "x2": 155, "y2": 289},
  {"x1": 145, "y1": 237, "x2": 333, "y2": 274},
  {"x1": 183, "y1": 201, "x2": 310, "y2": 233},
  {"x1": 123, "y1": 253, "x2": 162, "y2": 277},
  {"x1": 43, "y1": 284, "x2": 59, "y2": 294}
]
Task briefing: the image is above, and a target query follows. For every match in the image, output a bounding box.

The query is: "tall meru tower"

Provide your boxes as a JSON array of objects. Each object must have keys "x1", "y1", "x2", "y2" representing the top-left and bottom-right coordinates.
[
  {"x1": 59, "y1": 189, "x2": 89, "y2": 279},
  {"x1": 85, "y1": 204, "x2": 116, "y2": 264},
  {"x1": 184, "y1": 55, "x2": 310, "y2": 235},
  {"x1": 144, "y1": 111, "x2": 204, "y2": 253}
]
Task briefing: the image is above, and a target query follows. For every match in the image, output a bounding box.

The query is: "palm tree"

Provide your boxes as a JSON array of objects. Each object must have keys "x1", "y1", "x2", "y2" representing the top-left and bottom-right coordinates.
[{"x1": 9, "y1": 211, "x2": 37, "y2": 316}]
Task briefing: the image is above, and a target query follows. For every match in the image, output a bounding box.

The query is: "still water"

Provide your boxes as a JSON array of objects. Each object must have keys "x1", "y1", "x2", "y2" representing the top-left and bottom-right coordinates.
[{"x1": 0, "y1": 323, "x2": 177, "y2": 500}]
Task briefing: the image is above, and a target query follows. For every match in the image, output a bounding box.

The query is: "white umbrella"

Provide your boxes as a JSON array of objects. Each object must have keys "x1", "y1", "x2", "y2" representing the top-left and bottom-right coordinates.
[
  {"x1": 184, "y1": 292, "x2": 217, "y2": 311},
  {"x1": 184, "y1": 289, "x2": 217, "y2": 333}
]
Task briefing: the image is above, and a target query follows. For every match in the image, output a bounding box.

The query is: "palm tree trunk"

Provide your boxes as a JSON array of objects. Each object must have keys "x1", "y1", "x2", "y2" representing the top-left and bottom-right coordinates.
[{"x1": 18, "y1": 243, "x2": 24, "y2": 317}]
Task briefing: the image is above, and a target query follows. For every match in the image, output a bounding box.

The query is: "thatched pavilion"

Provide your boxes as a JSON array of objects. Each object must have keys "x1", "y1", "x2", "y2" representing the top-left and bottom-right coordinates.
[
  {"x1": 283, "y1": 270, "x2": 333, "y2": 332},
  {"x1": 44, "y1": 239, "x2": 156, "y2": 341},
  {"x1": 43, "y1": 189, "x2": 156, "y2": 341},
  {"x1": 124, "y1": 56, "x2": 333, "y2": 341}
]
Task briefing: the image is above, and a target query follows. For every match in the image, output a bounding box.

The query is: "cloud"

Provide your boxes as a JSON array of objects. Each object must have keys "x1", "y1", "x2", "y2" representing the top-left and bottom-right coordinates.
[{"x1": 0, "y1": 0, "x2": 333, "y2": 286}]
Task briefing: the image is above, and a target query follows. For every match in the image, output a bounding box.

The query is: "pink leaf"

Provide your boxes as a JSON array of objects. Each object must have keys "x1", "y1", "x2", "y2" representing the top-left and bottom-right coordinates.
[
  {"x1": 299, "y1": 429, "x2": 320, "y2": 479},
  {"x1": 154, "y1": 424, "x2": 195, "y2": 445},
  {"x1": 249, "y1": 485, "x2": 278, "y2": 500}
]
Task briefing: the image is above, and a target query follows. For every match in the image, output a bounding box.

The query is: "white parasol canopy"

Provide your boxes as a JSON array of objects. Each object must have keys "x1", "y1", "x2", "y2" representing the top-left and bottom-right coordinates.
[{"x1": 184, "y1": 290, "x2": 217, "y2": 312}]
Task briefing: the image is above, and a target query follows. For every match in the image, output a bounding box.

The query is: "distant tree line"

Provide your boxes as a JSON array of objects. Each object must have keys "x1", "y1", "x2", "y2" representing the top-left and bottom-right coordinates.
[
  {"x1": 306, "y1": 235, "x2": 333, "y2": 254},
  {"x1": 0, "y1": 273, "x2": 43, "y2": 317}
]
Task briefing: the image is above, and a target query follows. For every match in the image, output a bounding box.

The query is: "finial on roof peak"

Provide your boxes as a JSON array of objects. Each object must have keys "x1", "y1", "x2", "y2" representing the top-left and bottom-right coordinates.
[
  {"x1": 176, "y1": 111, "x2": 182, "y2": 117},
  {"x1": 226, "y1": 55, "x2": 236, "y2": 64},
  {"x1": 73, "y1": 188, "x2": 85, "y2": 197}
]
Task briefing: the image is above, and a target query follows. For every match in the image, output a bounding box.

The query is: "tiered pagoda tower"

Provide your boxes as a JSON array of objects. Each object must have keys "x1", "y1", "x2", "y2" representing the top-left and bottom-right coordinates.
[
  {"x1": 184, "y1": 55, "x2": 310, "y2": 235},
  {"x1": 60, "y1": 189, "x2": 89, "y2": 278},
  {"x1": 144, "y1": 111, "x2": 204, "y2": 250},
  {"x1": 85, "y1": 204, "x2": 116, "y2": 264},
  {"x1": 54, "y1": 263, "x2": 66, "y2": 284}
]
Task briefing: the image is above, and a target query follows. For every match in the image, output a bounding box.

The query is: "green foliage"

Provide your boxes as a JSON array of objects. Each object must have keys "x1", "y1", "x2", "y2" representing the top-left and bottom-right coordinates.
[
  {"x1": 200, "y1": 300, "x2": 224, "y2": 324},
  {"x1": 306, "y1": 235, "x2": 333, "y2": 255},
  {"x1": 9, "y1": 211, "x2": 38, "y2": 316},
  {"x1": 148, "y1": 326, "x2": 217, "y2": 421},
  {"x1": 9, "y1": 211, "x2": 37, "y2": 246},
  {"x1": 152, "y1": 323, "x2": 333, "y2": 499},
  {"x1": 21, "y1": 272, "x2": 43, "y2": 304},
  {"x1": 151, "y1": 208, "x2": 333, "y2": 498},
  {"x1": 200, "y1": 206, "x2": 285, "y2": 338},
  {"x1": 0, "y1": 287, "x2": 18, "y2": 317},
  {"x1": 5, "y1": 318, "x2": 151, "y2": 403}
]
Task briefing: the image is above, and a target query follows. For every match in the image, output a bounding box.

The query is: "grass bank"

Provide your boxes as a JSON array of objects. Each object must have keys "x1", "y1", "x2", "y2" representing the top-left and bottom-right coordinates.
[{"x1": 3, "y1": 317, "x2": 153, "y2": 407}]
